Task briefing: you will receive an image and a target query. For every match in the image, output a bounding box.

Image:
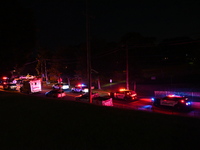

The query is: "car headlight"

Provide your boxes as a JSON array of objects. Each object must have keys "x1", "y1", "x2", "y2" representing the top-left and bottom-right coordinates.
[
  {"x1": 83, "y1": 89, "x2": 88, "y2": 93},
  {"x1": 186, "y1": 102, "x2": 191, "y2": 105},
  {"x1": 63, "y1": 85, "x2": 69, "y2": 89}
]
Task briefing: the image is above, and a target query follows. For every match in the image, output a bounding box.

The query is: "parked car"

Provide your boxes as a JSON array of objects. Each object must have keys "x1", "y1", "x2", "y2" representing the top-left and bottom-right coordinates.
[
  {"x1": 2, "y1": 83, "x2": 17, "y2": 90},
  {"x1": 52, "y1": 83, "x2": 69, "y2": 90},
  {"x1": 45, "y1": 89, "x2": 66, "y2": 98},
  {"x1": 75, "y1": 92, "x2": 100, "y2": 101}
]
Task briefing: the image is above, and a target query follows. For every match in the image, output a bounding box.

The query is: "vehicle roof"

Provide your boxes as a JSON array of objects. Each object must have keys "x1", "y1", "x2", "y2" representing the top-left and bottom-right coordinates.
[
  {"x1": 55, "y1": 83, "x2": 68, "y2": 85},
  {"x1": 163, "y1": 95, "x2": 187, "y2": 100},
  {"x1": 117, "y1": 90, "x2": 135, "y2": 92}
]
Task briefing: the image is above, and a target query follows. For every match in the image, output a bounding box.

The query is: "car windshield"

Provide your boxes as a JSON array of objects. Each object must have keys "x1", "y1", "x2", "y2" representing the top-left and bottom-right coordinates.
[
  {"x1": 75, "y1": 87, "x2": 82, "y2": 89},
  {"x1": 8, "y1": 84, "x2": 16, "y2": 86}
]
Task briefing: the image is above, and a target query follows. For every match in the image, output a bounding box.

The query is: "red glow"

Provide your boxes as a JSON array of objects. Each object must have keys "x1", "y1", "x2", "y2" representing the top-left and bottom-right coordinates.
[
  {"x1": 168, "y1": 94, "x2": 175, "y2": 97},
  {"x1": 2, "y1": 76, "x2": 8, "y2": 80},
  {"x1": 58, "y1": 93, "x2": 66, "y2": 98},
  {"x1": 77, "y1": 84, "x2": 82, "y2": 87},
  {"x1": 180, "y1": 100, "x2": 185, "y2": 103}
]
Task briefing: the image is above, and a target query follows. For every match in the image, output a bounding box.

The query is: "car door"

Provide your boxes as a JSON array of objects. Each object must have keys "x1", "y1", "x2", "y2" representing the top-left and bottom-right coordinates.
[
  {"x1": 116, "y1": 92, "x2": 125, "y2": 99},
  {"x1": 160, "y1": 98, "x2": 178, "y2": 106}
]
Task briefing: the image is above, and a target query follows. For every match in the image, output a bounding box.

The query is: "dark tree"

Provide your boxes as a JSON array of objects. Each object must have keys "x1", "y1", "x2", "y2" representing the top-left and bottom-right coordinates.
[{"x1": 0, "y1": 1, "x2": 36, "y2": 76}]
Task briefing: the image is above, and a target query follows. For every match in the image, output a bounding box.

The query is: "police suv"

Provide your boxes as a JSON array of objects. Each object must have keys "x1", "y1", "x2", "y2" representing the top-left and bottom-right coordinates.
[{"x1": 152, "y1": 95, "x2": 192, "y2": 110}]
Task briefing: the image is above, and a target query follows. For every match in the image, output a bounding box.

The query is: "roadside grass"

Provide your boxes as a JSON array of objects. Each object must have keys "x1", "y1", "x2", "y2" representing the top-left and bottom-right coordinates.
[{"x1": 0, "y1": 91, "x2": 200, "y2": 150}]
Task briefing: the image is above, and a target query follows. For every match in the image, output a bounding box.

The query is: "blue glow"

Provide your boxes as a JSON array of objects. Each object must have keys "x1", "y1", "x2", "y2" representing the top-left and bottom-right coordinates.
[
  {"x1": 186, "y1": 102, "x2": 191, "y2": 105},
  {"x1": 151, "y1": 98, "x2": 154, "y2": 101}
]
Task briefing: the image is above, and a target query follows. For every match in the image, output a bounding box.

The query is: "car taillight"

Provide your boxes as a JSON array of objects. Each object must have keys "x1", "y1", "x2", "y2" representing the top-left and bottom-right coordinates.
[
  {"x1": 131, "y1": 94, "x2": 136, "y2": 97},
  {"x1": 180, "y1": 100, "x2": 185, "y2": 103}
]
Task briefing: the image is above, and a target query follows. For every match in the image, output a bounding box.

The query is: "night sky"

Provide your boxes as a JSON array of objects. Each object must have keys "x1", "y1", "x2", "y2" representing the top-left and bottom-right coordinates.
[
  {"x1": 18, "y1": 0, "x2": 200, "y2": 48},
  {"x1": 1, "y1": 0, "x2": 200, "y2": 81}
]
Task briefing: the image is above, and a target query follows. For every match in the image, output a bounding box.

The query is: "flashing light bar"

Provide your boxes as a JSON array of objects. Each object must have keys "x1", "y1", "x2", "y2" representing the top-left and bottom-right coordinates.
[
  {"x1": 167, "y1": 94, "x2": 182, "y2": 98},
  {"x1": 168, "y1": 94, "x2": 176, "y2": 97},
  {"x1": 77, "y1": 84, "x2": 86, "y2": 87},
  {"x1": 119, "y1": 88, "x2": 127, "y2": 91}
]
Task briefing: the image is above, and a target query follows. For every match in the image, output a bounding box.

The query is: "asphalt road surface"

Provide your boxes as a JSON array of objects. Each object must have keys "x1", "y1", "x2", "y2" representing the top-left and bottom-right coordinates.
[{"x1": 1, "y1": 86, "x2": 200, "y2": 119}]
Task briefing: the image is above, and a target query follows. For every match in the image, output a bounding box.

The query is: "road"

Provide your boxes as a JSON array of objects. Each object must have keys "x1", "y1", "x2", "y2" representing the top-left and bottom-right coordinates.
[{"x1": 1, "y1": 86, "x2": 200, "y2": 119}]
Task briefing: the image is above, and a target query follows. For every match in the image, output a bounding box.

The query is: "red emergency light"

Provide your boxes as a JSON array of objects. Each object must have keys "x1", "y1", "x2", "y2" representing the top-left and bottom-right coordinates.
[
  {"x1": 77, "y1": 84, "x2": 86, "y2": 87},
  {"x1": 2, "y1": 76, "x2": 8, "y2": 80}
]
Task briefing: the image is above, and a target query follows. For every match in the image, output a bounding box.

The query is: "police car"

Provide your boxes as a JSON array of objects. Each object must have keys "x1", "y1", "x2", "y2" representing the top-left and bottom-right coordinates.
[
  {"x1": 109, "y1": 88, "x2": 137, "y2": 101},
  {"x1": 152, "y1": 95, "x2": 192, "y2": 110},
  {"x1": 71, "y1": 84, "x2": 94, "y2": 93},
  {"x1": 0, "y1": 76, "x2": 17, "y2": 90},
  {"x1": 52, "y1": 83, "x2": 69, "y2": 90}
]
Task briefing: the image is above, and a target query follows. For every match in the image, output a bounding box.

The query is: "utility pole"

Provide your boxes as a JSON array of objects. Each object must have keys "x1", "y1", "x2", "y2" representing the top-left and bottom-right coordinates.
[
  {"x1": 126, "y1": 44, "x2": 129, "y2": 90},
  {"x1": 92, "y1": 69, "x2": 101, "y2": 89},
  {"x1": 44, "y1": 59, "x2": 48, "y2": 84},
  {"x1": 86, "y1": 0, "x2": 92, "y2": 103}
]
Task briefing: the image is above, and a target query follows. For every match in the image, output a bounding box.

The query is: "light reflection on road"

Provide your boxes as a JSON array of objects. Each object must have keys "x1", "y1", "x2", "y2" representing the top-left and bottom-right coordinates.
[
  {"x1": 1, "y1": 88, "x2": 200, "y2": 119},
  {"x1": 113, "y1": 97, "x2": 200, "y2": 119}
]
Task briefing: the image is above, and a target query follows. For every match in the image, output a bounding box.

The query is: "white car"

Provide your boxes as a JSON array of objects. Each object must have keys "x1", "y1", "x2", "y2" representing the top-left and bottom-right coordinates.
[{"x1": 52, "y1": 83, "x2": 69, "y2": 90}]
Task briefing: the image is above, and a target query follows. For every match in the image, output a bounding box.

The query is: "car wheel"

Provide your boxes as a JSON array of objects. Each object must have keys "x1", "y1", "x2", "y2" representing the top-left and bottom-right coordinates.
[
  {"x1": 153, "y1": 101, "x2": 160, "y2": 107},
  {"x1": 109, "y1": 92, "x2": 114, "y2": 98},
  {"x1": 174, "y1": 104, "x2": 181, "y2": 111},
  {"x1": 20, "y1": 87, "x2": 23, "y2": 93},
  {"x1": 124, "y1": 97, "x2": 128, "y2": 101}
]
